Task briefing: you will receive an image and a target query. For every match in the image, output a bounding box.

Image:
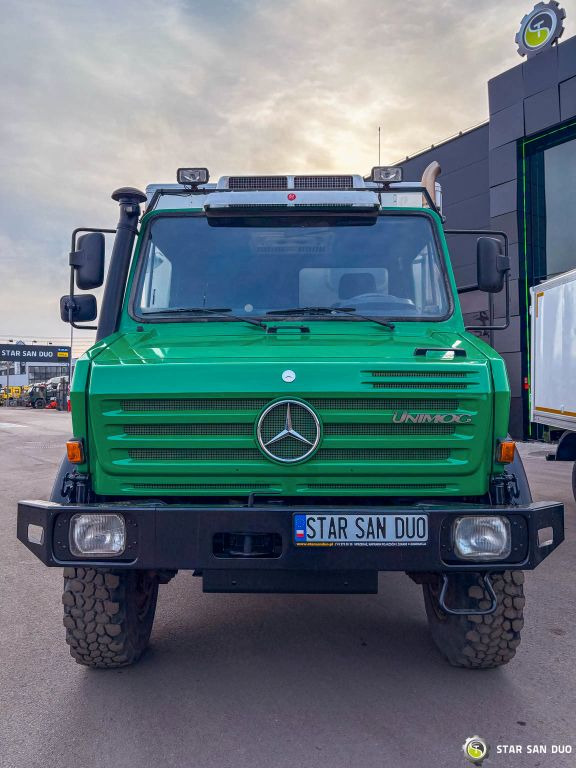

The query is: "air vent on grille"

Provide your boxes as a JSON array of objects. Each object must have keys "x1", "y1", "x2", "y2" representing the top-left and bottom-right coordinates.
[
  {"x1": 324, "y1": 423, "x2": 454, "y2": 436},
  {"x1": 365, "y1": 371, "x2": 470, "y2": 378},
  {"x1": 122, "y1": 422, "x2": 454, "y2": 438},
  {"x1": 124, "y1": 423, "x2": 252, "y2": 436},
  {"x1": 367, "y1": 382, "x2": 469, "y2": 390},
  {"x1": 228, "y1": 176, "x2": 288, "y2": 190},
  {"x1": 121, "y1": 399, "x2": 270, "y2": 411},
  {"x1": 120, "y1": 397, "x2": 461, "y2": 412},
  {"x1": 304, "y1": 483, "x2": 447, "y2": 490},
  {"x1": 128, "y1": 483, "x2": 273, "y2": 490},
  {"x1": 127, "y1": 447, "x2": 450, "y2": 462},
  {"x1": 128, "y1": 448, "x2": 262, "y2": 461},
  {"x1": 294, "y1": 176, "x2": 354, "y2": 190},
  {"x1": 316, "y1": 448, "x2": 450, "y2": 461}
]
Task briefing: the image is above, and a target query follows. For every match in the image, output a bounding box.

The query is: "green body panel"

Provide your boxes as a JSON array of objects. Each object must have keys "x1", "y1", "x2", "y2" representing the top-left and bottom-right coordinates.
[{"x1": 71, "y1": 207, "x2": 511, "y2": 499}]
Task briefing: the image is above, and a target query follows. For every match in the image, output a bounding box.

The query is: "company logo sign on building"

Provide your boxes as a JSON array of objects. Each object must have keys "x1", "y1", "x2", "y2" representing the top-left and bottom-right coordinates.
[{"x1": 516, "y1": 1, "x2": 565, "y2": 56}]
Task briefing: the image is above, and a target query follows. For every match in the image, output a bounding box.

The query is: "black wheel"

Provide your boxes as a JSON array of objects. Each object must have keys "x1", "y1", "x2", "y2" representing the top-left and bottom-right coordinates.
[
  {"x1": 34, "y1": 398, "x2": 45, "y2": 409},
  {"x1": 423, "y1": 571, "x2": 525, "y2": 668},
  {"x1": 62, "y1": 567, "x2": 159, "y2": 668}
]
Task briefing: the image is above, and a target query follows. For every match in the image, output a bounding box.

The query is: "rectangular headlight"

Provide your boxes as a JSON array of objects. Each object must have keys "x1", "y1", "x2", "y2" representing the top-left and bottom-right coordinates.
[
  {"x1": 69, "y1": 513, "x2": 126, "y2": 557},
  {"x1": 371, "y1": 166, "x2": 403, "y2": 183},
  {"x1": 177, "y1": 167, "x2": 210, "y2": 185},
  {"x1": 453, "y1": 516, "x2": 511, "y2": 561}
]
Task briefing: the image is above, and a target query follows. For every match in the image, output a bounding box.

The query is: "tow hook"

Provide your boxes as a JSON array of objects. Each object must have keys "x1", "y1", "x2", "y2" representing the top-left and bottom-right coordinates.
[{"x1": 438, "y1": 573, "x2": 498, "y2": 616}]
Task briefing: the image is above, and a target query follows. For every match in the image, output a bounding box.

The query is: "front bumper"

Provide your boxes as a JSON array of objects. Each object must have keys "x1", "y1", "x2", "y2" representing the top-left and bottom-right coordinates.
[{"x1": 18, "y1": 500, "x2": 564, "y2": 576}]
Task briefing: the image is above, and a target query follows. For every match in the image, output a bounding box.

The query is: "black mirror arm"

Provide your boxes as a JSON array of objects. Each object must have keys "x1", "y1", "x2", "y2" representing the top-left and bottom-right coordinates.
[
  {"x1": 446, "y1": 228, "x2": 511, "y2": 332},
  {"x1": 65, "y1": 227, "x2": 116, "y2": 329},
  {"x1": 463, "y1": 269, "x2": 510, "y2": 331}
]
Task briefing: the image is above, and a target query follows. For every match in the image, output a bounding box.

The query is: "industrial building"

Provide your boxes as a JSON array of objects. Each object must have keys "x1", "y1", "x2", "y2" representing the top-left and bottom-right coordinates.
[{"x1": 400, "y1": 8, "x2": 576, "y2": 438}]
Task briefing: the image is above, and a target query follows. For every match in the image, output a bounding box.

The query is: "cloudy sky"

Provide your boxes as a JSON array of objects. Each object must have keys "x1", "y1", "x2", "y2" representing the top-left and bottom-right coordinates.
[{"x1": 0, "y1": 0, "x2": 563, "y2": 353}]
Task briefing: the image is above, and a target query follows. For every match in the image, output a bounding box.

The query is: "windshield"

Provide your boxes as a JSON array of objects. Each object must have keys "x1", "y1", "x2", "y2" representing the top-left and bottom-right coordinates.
[{"x1": 133, "y1": 213, "x2": 452, "y2": 320}]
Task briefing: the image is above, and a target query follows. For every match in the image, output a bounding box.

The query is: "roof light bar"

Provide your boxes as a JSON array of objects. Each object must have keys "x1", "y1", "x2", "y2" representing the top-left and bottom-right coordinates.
[
  {"x1": 177, "y1": 167, "x2": 210, "y2": 185},
  {"x1": 371, "y1": 166, "x2": 403, "y2": 183}
]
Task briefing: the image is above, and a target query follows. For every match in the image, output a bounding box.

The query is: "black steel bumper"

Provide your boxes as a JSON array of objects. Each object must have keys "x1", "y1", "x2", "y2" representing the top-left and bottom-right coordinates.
[{"x1": 17, "y1": 500, "x2": 564, "y2": 579}]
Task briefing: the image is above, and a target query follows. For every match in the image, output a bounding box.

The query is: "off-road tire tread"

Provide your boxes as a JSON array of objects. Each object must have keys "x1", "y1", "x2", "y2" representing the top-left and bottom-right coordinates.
[
  {"x1": 62, "y1": 567, "x2": 158, "y2": 669},
  {"x1": 424, "y1": 571, "x2": 525, "y2": 669}
]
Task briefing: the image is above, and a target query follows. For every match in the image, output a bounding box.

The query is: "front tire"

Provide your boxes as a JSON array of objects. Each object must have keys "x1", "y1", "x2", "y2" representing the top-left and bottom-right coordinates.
[
  {"x1": 423, "y1": 571, "x2": 525, "y2": 668},
  {"x1": 62, "y1": 567, "x2": 159, "y2": 668}
]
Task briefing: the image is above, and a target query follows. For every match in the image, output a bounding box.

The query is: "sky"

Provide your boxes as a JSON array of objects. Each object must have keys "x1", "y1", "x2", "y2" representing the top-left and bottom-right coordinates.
[{"x1": 0, "y1": 0, "x2": 566, "y2": 355}]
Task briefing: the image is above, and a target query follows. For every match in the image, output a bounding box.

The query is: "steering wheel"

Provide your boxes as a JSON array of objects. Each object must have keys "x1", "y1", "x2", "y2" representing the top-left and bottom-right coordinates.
[{"x1": 333, "y1": 293, "x2": 416, "y2": 310}]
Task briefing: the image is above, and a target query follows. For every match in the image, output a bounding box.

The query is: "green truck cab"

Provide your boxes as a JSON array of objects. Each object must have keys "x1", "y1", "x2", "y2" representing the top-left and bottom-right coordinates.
[{"x1": 18, "y1": 165, "x2": 564, "y2": 669}]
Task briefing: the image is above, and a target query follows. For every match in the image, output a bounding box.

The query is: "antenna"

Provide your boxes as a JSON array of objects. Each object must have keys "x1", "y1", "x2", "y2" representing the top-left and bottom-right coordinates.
[{"x1": 378, "y1": 126, "x2": 381, "y2": 165}]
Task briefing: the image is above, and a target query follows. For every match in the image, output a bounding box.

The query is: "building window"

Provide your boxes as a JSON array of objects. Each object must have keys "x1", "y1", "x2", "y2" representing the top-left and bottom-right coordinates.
[
  {"x1": 523, "y1": 120, "x2": 576, "y2": 281},
  {"x1": 28, "y1": 365, "x2": 68, "y2": 384}
]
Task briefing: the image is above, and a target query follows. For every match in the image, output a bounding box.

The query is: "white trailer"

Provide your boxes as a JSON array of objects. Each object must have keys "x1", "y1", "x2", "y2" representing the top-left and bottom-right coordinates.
[{"x1": 530, "y1": 267, "x2": 576, "y2": 498}]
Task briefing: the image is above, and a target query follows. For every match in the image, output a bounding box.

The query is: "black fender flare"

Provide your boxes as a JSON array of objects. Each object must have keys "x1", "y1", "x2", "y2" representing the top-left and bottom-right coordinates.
[
  {"x1": 50, "y1": 456, "x2": 75, "y2": 503},
  {"x1": 505, "y1": 446, "x2": 532, "y2": 505}
]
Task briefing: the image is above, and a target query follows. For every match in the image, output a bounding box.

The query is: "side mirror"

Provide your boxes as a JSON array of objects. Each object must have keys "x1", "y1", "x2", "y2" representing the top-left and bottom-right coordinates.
[
  {"x1": 477, "y1": 237, "x2": 510, "y2": 293},
  {"x1": 70, "y1": 232, "x2": 105, "y2": 289},
  {"x1": 60, "y1": 294, "x2": 97, "y2": 323}
]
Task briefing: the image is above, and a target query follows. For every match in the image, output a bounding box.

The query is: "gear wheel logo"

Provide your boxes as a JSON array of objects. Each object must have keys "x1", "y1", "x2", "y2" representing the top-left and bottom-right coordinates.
[
  {"x1": 516, "y1": 2, "x2": 565, "y2": 57},
  {"x1": 462, "y1": 736, "x2": 490, "y2": 765}
]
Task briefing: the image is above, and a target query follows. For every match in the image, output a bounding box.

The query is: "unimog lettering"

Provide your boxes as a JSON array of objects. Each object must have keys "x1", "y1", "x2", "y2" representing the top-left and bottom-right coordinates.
[{"x1": 392, "y1": 411, "x2": 472, "y2": 424}]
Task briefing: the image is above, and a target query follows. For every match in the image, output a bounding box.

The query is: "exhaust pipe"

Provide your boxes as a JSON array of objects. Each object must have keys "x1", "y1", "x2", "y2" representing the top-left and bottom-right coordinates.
[{"x1": 421, "y1": 161, "x2": 441, "y2": 208}]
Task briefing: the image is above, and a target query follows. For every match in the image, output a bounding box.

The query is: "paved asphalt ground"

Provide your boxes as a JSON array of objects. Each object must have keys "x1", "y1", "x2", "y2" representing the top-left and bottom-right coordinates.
[{"x1": 1, "y1": 408, "x2": 574, "y2": 768}]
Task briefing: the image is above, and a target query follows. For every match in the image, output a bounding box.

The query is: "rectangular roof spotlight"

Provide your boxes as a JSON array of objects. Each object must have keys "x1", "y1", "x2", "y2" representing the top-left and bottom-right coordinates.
[
  {"x1": 177, "y1": 167, "x2": 210, "y2": 185},
  {"x1": 371, "y1": 166, "x2": 403, "y2": 183}
]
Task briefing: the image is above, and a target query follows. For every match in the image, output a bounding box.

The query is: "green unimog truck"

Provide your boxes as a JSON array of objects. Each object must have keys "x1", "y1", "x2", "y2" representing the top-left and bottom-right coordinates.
[{"x1": 17, "y1": 164, "x2": 564, "y2": 669}]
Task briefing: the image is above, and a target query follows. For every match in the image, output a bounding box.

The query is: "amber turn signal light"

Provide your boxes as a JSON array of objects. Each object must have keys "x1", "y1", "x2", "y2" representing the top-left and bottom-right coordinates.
[
  {"x1": 66, "y1": 439, "x2": 84, "y2": 464},
  {"x1": 497, "y1": 440, "x2": 516, "y2": 464}
]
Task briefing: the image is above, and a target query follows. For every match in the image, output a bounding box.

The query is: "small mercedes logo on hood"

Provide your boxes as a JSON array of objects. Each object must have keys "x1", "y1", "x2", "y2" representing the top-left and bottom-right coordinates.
[{"x1": 257, "y1": 400, "x2": 320, "y2": 463}]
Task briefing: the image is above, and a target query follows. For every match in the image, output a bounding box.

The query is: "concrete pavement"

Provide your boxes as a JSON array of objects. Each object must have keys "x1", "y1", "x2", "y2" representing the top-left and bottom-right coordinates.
[{"x1": 1, "y1": 408, "x2": 574, "y2": 768}]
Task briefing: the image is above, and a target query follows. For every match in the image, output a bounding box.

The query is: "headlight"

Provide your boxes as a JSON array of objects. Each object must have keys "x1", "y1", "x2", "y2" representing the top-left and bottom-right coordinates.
[
  {"x1": 453, "y1": 516, "x2": 511, "y2": 561},
  {"x1": 69, "y1": 513, "x2": 126, "y2": 557}
]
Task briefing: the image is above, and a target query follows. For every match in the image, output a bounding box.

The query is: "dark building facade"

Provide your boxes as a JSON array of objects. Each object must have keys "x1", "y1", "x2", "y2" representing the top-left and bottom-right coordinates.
[{"x1": 399, "y1": 33, "x2": 576, "y2": 439}]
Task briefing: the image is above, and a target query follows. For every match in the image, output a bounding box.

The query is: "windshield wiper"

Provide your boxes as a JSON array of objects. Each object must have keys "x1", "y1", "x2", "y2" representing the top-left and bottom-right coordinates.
[
  {"x1": 266, "y1": 306, "x2": 395, "y2": 330},
  {"x1": 143, "y1": 307, "x2": 267, "y2": 329}
]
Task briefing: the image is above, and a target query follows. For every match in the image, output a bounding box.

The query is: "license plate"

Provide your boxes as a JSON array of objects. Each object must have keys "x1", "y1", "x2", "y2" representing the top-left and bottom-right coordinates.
[{"x1": 293, "y1": 513, "x2": 428, "y2": 547}]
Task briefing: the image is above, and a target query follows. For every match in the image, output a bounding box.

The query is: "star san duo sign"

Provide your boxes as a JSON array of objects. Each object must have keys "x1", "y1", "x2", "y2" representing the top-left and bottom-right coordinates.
[
  {"x1": 516, "y1": 1, "x2": 566, "y2": 57},
  {"x1": 0, "y1": 344, "x2": 70, "y2": 362}
]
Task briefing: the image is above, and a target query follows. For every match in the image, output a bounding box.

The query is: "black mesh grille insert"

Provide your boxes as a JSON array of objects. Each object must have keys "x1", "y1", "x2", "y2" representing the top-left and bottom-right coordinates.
[
  {"x1": 368, "y1": 382, "x2": 470, "y2": 390},
  {"x1": 128, "y1": 448, "x2": 262, "y2": 461},
  {"x1": 316, "y1": 448, "x2": 450, "y2": 461},
  {"x1": 124, "y1": 423, "x2": 252, "y2": 436},
  {"x1": 324, "y1": 423, "x2": 454, "y2": 436},
  {"x1": 305, "y1": 483, "x2": 447, "y2": 490},
  {"x1": 127, "y1": 447, "x2": 450, "y2": 462},
  {"x1": 365, "y1": 370, "x2": 470, "y2": 378},
  {"x1": 294, "y1": 175, "x2": 354, "y2": 190},
  {"x1": 228, "y1": 176, "x2": 288, "y2": 190},
  {"x1": 120, "y1": 398, "x2": 460, "y2": 413},
  {"x1": 128, "y1": 483, "x2": 272, "y2": 490},
  {"x1": 309, "y1": 398, "x2": 460, "y2": 411},
  {"x1": 121, "y1": 399, "x2": 269, "y2": 412},
  {"x1": 123, "y1": 422, "x2": 453, "y2": 437}
]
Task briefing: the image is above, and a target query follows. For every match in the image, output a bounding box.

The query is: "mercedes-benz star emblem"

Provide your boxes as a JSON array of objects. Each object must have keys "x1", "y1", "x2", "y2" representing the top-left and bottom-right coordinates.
[{"x1": 257, "y1": 400, "x2": 321, "y2": 463}]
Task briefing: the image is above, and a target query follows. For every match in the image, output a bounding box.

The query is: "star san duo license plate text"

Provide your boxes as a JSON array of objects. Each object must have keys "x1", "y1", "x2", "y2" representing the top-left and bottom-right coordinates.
[{"x1": 293, "y1": 513, "x2": 428, "y2": 547}]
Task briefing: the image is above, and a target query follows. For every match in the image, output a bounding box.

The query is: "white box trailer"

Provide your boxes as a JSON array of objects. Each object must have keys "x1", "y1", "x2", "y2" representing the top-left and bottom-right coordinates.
[
  {"x1": 530, "y1": 267, "x2": 576, "y2": 499},
  {"x1": 530, "y1": 267, "x2": 576, "y2": 430}
]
